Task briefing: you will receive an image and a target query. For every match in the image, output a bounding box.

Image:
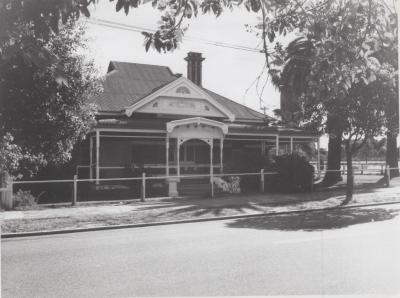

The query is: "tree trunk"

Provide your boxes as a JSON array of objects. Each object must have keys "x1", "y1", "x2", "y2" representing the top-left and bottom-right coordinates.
[
  {"x1": 386, "y1": 132, "x2": 399, "y2": 178},
  {"x1": 342, "y1": 143, "x2": 353, "y2": 205},
  {"x1": 322, "y1": 132, "x2": 343, "y2": 185}
]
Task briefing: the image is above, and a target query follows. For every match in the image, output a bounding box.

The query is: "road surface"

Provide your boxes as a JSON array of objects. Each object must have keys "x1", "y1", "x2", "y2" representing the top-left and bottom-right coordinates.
[{"x1": 2, "y1": 204, "x2": 400, "y2": 297}]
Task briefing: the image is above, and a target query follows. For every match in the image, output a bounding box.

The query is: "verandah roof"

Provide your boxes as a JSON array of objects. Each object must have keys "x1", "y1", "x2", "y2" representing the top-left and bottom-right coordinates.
[{"x1": 95, "y1": 119, "x2": 315, "y2": 138}]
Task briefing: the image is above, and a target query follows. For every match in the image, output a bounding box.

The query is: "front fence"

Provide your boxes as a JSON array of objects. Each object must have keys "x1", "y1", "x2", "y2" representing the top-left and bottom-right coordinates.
[
  {"x1": 2, "y1": 165, "x2": 399, "y2": 210},
  {"x1": 5, "y1": 170, "x2": 280, "y2": 207}
]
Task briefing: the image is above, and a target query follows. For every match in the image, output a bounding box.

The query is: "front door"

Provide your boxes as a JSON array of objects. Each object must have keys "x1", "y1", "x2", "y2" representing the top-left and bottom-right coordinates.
[{"x1": 179, "y1": 139, "x2": 210, "y2": 175}]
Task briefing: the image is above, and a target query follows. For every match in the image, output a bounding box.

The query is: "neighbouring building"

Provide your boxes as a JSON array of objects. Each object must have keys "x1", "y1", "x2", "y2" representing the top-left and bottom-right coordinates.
[{"x1": 78, "y1": 52, "x2": 319, "y2": 198}]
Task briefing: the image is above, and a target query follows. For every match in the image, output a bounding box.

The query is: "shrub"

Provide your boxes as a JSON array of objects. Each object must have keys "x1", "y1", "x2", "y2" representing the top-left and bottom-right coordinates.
[
  {"x1": 13, "y1": 190, "x2": 38, "y2": 209},
  {"x1": 273, "y1": 154, "x2": 314, "y2": 192},
  {"x1": 223, "y1": 152, "x2": 274, "y2": 192},
  {"x1": 213, "y1": 176, "x2": 241, "y2": 194}
]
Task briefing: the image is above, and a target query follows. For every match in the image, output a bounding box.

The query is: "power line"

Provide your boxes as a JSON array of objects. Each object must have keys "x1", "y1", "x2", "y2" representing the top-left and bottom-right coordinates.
[{"x1": 86, "y1": 18, "x2": 276, "y2": 55}]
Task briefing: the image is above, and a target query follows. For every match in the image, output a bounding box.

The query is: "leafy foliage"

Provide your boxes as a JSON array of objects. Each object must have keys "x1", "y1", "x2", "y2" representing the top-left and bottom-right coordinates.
[
  {"x1": 1, "y1": 19, "x2": 101, "y2": 177},
  {"x1": 254, "y1": 0, "x2": 398, "y2": 200},
  {"x1": 12, "y1": 190, "x2": 38, "y2": 210},
  {"x1": 351, "y1": 137, "x2": 386, "y2": 161},
  {"x1": 0, "y1": 0, "x2": 93, "y2": 71},
  {"x1": 0, "y1": 133, "x2": 23, "y2": 174},
  {"x1": 273, "y1": 154, "x2": 314, "y2": 192}
]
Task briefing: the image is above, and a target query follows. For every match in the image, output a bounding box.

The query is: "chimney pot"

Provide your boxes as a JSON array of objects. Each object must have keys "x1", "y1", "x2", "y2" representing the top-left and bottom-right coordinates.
[{"x1": 184, "y1": 52, "x2": 205, "y2": 86}]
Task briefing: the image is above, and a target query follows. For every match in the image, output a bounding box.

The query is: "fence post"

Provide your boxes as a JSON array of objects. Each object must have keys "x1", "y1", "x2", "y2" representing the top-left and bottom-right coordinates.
[
  {"x1": 2, "y1": 173, "x2": 14, "y2": 210},
  {"x1": 260, "y1": 169, "x2": 265, "y2": 193},
  {"x1": 72, "y1": 175, "x2": 77, "y2": 206},
  {"x1": 141, "y1": 172, "x2": 146, "y2": 202},
  {"x1": 386, "y1": 166, "x2": 390, "y2": 187},
  {"x1": 360, "y1": 164, "x2": 363, "y2": 175}
]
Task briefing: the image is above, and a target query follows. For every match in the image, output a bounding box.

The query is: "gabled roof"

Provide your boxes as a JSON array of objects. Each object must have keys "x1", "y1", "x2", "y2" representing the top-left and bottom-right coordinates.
[
  {"x1": 203, "y1": 89, "x2": 273, "y2": 122},
  {"x1": 124, "y1": 76, "x2": 236, "y2": 122},
  {"x1": 89, "y1": 61, "x2": 274, "y2": 123},
  {"x1": 88, "y1": 61, "x2": 177, "y2": 111}
]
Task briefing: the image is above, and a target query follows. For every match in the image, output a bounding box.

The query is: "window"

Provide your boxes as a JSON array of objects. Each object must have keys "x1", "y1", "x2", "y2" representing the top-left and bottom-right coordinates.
[
  {"x1": 132, "y1": 141, "x2": 164, "y2": 165},
  {"x1": 176, "y1": 86, "x2": 190, "y2": 94}
]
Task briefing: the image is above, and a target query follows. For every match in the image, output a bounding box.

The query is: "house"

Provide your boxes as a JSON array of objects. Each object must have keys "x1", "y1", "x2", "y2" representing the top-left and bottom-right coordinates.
[{"x1": 80, "y1": 52, "x2": 319, "y2": 197}]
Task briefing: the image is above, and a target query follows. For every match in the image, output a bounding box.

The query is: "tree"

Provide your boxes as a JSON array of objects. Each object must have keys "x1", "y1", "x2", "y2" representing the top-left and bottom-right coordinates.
[
  {"x1": 0, "y1": 133, "x2": 22, "y2": 175},
  {"x1": 265, "y1": 0, "x2": 397, "y2": 190},
  {"x1": 294, "y1": 0, "x2": 393, "y2": 203},
  {"x1": 269, "y1": 37, "x2": 313, "y2": 125},
  {"x1": 374, "y1": 4, "x2": 399, "y2": 177},
  {"x1": 269, "y1": 37, "x2": 345, "y2": 185},
  {"x1": 356, "y1": 138, "x2": 386, "y2": 162},
  {"x1": 1, "y1": 19, "x2": 101, "y2": 177},
  {"x1": 0, "y1": 0, "x2": 93, "y2": 73}
]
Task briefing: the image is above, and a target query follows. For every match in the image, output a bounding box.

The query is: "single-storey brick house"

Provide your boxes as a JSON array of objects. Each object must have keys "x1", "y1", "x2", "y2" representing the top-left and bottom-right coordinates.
[{"x1": 80, "y1": 52, "x2": 319, "y2": 197}]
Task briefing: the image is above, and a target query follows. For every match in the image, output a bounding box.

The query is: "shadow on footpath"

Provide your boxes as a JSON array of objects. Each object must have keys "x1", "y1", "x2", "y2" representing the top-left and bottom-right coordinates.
[
  {"x1": 132, "y1": 185, "x2": 395, "y2": 221},
  {"x1": 225, "y1": 207, "x2": 400, "y2": 232}
]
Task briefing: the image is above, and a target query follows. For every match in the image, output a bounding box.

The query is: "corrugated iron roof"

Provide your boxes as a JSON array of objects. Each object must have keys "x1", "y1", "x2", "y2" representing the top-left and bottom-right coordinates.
[
  {"x1": 202, "y1": 88, "x2": 273, "y2": 122},
  {"x1": 88, "y1": 61, "x2": 177, "y2": 112},
  {"x1": 89, "y1": 61, "x2": 273, "y2": 122}
]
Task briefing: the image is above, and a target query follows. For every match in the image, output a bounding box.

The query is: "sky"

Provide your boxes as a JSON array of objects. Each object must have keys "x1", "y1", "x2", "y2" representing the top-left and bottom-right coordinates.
[
  {"x1": 81, "y1": 2, "x2": 400, "y2": 150},
  {"x1": 84, "y1": 1, "x2": 283, "y2": 116}
]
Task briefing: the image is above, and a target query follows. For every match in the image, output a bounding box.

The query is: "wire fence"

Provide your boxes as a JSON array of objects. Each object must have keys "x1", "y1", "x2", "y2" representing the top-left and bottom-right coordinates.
[{"x1": 1, "y1": 165, "x2": 399, "y2": 210}]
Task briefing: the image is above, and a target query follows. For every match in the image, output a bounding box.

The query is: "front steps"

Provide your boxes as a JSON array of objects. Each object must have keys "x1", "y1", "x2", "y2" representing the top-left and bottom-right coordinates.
[{"x1": 178, "y1": 178, "x2": 223, "y2": 198}]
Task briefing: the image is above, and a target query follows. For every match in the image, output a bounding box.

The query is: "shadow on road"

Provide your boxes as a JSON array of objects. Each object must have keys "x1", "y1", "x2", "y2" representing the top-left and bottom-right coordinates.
[{"x1": 226, "y1": 207, "x2": 400, "y2": 232}]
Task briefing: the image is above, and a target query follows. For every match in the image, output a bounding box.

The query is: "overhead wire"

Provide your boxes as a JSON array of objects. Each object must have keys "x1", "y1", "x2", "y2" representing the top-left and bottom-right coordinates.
[
  {"x1": 85, "y1": 17, "x2": 279, "y2": 117},
  {"x1": 86, "y1": 17, "x2": 277, "y2": 55}
]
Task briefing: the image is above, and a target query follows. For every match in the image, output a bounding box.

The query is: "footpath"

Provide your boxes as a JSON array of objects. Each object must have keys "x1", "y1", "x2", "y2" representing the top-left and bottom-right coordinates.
[{"x1": 2, "y1": 181, "x2": 400, "y2": 236}]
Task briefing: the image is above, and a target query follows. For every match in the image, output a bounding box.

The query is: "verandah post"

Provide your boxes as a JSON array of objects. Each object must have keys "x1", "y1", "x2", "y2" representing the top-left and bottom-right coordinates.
[
  {"x1": 177, "y1": 138, "x2": 180, "y2": 178},
  {"x1": 96, "y1": 130, "x2": 100, "y2": 185},
  {"x1": 166, "y1": 136, "x2": 169, "y2": 177},
  {"x1": 89, "y1": 135, "x2": 93, "y2": 180},
  {"x1": 220, "y1": 138, "x2": 223, "y2": 174},
  {"x1": 317, "y1": 137, "x2": 321, "y2": 178},
  {"x1": 210, "y1": 138, "x2": 214, "y2": 198}
]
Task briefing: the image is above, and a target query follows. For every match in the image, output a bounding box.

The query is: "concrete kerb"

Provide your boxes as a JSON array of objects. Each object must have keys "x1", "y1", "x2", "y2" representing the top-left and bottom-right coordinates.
[{"x1": 2, "y1": 200, "x2": 400, "y2": 239}]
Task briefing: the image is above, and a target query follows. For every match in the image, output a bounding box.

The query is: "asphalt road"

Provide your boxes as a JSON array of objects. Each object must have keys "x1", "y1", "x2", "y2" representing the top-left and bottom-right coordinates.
[{"x1": 2, "y1": 204, "x2": 400, "y2": 297}]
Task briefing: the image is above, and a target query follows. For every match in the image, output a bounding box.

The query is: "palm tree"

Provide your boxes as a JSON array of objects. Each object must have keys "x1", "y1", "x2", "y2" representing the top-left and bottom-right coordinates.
[
  {"x1": 269, "y1": 37, "x2": 343, "y2": 185},
  {"x1": 269, "y1": 37, "x2": 312, "y2": 125}
]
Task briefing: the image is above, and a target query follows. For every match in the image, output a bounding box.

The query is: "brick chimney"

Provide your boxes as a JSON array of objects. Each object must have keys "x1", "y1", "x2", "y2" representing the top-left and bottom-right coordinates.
[{"x1": 184, "y1": 52, "x2": 205, "y2": 86}]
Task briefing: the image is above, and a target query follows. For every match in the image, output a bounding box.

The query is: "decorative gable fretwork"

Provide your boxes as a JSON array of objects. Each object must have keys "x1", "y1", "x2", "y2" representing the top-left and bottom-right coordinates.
[
  {"x1": 137, "y1": 96, "x2": 226, "y2": 118},
  {"x1": 124, "y1": 76, "x2": 235, "y2": 121}
]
